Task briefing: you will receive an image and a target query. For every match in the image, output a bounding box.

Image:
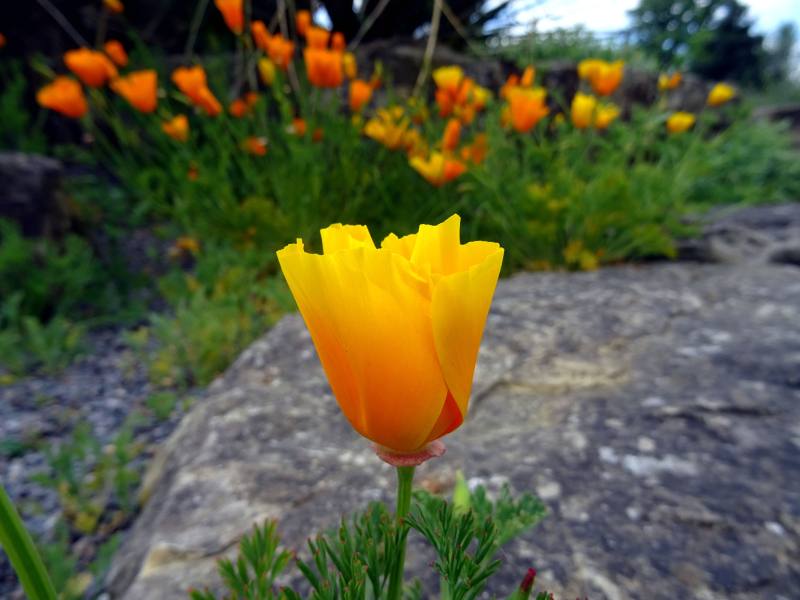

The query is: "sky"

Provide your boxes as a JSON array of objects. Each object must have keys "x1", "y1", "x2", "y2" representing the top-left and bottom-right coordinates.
[{"x1": 514, "y1": 0, "x2": 800, "y2": 36}]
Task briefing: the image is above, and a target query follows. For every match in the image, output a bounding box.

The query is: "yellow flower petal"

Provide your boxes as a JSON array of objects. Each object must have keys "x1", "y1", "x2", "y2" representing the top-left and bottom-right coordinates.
[
  {"x1": 431, "y1": 242, "x2": 503, "y2": 419},
  {"x1": 278, "y1": 242, "x2": 448, "y2": 452}
]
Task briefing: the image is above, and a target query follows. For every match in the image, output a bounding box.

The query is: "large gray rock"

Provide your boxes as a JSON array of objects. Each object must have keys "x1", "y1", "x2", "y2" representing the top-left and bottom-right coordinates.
[
  {"x1": 678, "y1": 203, "x2": 800, "y2": 266},
  {"x1": 107, "y1": 262, "x2": 800, "y2": 599},
  {"x1": 0, "y1": 152, "x2": 66, "y2": 237}
]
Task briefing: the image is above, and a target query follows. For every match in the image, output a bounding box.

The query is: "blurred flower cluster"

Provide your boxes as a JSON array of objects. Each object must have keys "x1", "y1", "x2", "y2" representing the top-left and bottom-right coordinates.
[{"x1": 32, "y1": 0, "x2": 737, "y2": 192}]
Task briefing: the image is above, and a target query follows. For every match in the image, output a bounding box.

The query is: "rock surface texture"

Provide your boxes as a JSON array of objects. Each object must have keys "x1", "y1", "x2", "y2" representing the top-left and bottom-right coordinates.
[
  {"x1": 0, "y1": 152, "x2": 66, "y2": 237},
  {"x1": 107, "y1": 262, "x2": 800, "y2": 599}
]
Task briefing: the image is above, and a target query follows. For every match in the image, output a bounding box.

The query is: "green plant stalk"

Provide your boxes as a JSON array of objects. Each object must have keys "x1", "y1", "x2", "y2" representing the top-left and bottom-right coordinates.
[
  {"x1": 0, "y1": 484, "x2": 57, "y2": 600},
  {"x1": 387, "y1": 465, "x2": 415, "y2": 600}
]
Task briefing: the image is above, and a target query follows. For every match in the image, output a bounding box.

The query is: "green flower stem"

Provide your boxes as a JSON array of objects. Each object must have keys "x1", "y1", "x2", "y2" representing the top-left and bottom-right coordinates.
[
  {"x1": 387, "y1": 465, "x2": 415, "y2": 600},
  {"x1": 0, "y1": 484, "x2": 56, "y2": 600}
]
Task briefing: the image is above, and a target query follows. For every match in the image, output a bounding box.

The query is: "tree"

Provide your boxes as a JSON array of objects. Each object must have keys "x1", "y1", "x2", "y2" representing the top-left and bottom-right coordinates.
[
  {"x1": 689, "y1": 1, "x2": 765, "y2": 85},
  {"x1": 628, "y1": 0, "x2": 767, "y2": 85},
  {"x1": 628, "y1": 0, "x2": 726, "y2": 67},
  {"x1": 319, "y1": 0, "x2": 513, "y2": 47},
  {"x1": 764, "y1": 22, "x2": 798, "y2": 84}
]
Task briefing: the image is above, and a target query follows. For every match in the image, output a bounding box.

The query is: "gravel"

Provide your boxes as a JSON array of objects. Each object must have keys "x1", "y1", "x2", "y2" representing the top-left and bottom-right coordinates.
[{"x1": 0, "y1": 328, "x2": 199, "y2": 597}]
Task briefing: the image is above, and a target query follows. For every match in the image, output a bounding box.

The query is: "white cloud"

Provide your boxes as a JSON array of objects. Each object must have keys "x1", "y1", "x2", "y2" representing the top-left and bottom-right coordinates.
[{"x1": 510, "y1": 0, "x2": 800, "y2": 34}]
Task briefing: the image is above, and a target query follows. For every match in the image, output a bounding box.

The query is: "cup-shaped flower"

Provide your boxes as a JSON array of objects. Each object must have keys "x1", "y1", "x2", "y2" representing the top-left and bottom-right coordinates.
[
  {"x1": 243, "y1": 136, "x2": 268, "y2": 155},
  {"x1": 291, "y1": 117, "x2": 307, "y2": 136},
  {"x1": 172, "y1": 65, "x2": 207, "y2": 101},
  {"x1": 577, "y1": 58, "x2": 603, "y2": 80},
  {"x1": 103, "y1": 0, "x2": 123, "y2": 13},
  {"x1": 251, "y1": 20, "x2": 271, "y2": 51},
  {"x1": 666, "y1": 111, "x2": 696, "y2": 134},
  {"x1": 296, "y1": 10, "x2": 311, "y2": 37},
  {"x1": 277, "y1": 215, "x2": 503, "y2": 453},
  {"x1": 214, "y1": 0, "x2": 243, "y2": 34},
  {"x1": 520, "y1": 65, "x2": 535, "y2": 87},
  {"x1": 258, "y1": 58, "x2": 276, "y2": 85},
  {"x1": 36, "y1": 76, "x2": 87, "y2": 118},
  {"x1": 460, "y1": 133, "x2": 488, "y2": 165},
  {"x1": 306, "y1": 27, "x2": 331, "y2": 49},
  {"x1": 500, "y1": 74, "x2": 519, "y2": 100},
  {"x1": 266, "y1": 35, "x2": 295, "y2": 71},
  {"x1": 111, "y1": 70, "x2": 157, "y2": 113},
  {"x1": 588, "y1": 60, "x2": 624, "y2": 96},
  {"x1": 343, "y1": 52, "x2": 357, "y2": 79},
  {"x1": 433, "y1": 66, "x2": 464, "y2": 97},
  {"x1": 707, "y1": 82, "x2": 735, "y2": 107},
  {"x1": 64, "y1": 48, "x2": 117, "y2": 87},
  {"x1": 332, "y1": 32, "x2": 346, "y2": 53},
  {"x1": 162, "y1": 114, "x2": 189, "y2": 141},
  {"x1": 506, "y1": 87, "x2": 549, "y2": 133},
  {"x1": 172, "y1": 66, "x2": 221, "y2": 116},
  {"x1": 349, "y1": 79, "x2": 373, "y2": 112},
  {"x1": 594, "y1": 103, "x2": 620, "y2": 130},
  {"x1": 442, "y1": 118, "x2": 462, "y2": 151},
  {"x1": 103, "y1": 40, "x2": 128, "y2": 67},
  {"x1": 409, "y1": 152, "x2": 466, "y2": 187},
  {"x1": 304, "y1": 47, "x2": 343, "y2": 88},
  {"x1": 194, "y1": 87, "x2": 222, "y2": 116},
  {"x1": 658, "y1": 72, "x2": 681, "y2": 91},
  {"x1": 570, "y1": 92, "x2": 596, "y2": 129}
]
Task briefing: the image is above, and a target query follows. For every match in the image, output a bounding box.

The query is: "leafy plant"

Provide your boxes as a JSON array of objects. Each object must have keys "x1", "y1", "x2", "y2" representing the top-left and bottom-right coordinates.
[{"x1": 190, "y1": 483, "x2": 551, "y2": 600}]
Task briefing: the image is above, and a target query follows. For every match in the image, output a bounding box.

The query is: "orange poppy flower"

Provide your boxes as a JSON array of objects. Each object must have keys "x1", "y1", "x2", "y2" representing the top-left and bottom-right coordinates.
[
  {"x1": 36, "y1": 76, "x2": 88, "y2": 118},
  {"x1": 187, "y1": 163, "x2": 199, "y2": 180},
  {"x1": 111, "y1": 70, "x2": 158, "y2": 113},
  {"x1": 432, "y1": 66, "x2": 463, "y2": 117},
  {"x1": 291, "y1": 117, "x2": 307, "y2": 136},
  {"x1": 331, "y1": 32, "x2": 346, "y2": 53},
  {"x1": 276, "y1": 215, "x2": 504, "y2": 453},
  {"x1": 172, "y1": 66, "x2": 221, "y2": 116},
  {"x1": 229, "y1": 98, "x2": 248, "y2": 118},
  {"x1": 162, "y1": 115, "x2": 189, "y2": 142},
  {"x1": 64, "y1": 48, "x2": 117, "y2": 87},
  {"x1": 296, "y1": 10, "x2": 311, "y2": 37},
  {"x1": 229, "y1": 92, "x2": 258, "y2": 117},
  {"x1": 349, "y1": 79, "x2": 373, "y2": 112},
  {"x1": 214, "y1": 0, "x2": 243, "y2": 34},
  {"x1": 103, "y1": 40, "x2": 128, "y2": 67},
  {"x1": 195, "y1": 87, "x2": 222, "y2": 116},
  {"x1": 304, "y1": 47, "x2": 343, "y2": 88},
  {"x1": 588, "y1": 60, "x2": 624, "y2": 96},
  {"x1": 172, "y1": 65, "x2": 208, "y2": 98},
  {"x1": 410, "y1": 152, "x2": 466, "y2": 187},
  {"x1": 243, "y1": 136, "x2": 268, "y2": 155},
  {"x1": 312, "y1": 128, "x2": 324, "y2": 143},
  {"x1": 266, "y1": 35, "x2": 295, "y2": 70},
  {"x1": 520, "y1": 65, "x2": 535, "y2": 87},
  {"x1": 658, "y1": 72, "x2": 682, "y2": 91},
  {"x1": 442, "y1": 118, "x2": 461, "y2": 152},
  {"x1": 103, "y1": 0, "x2": 123, "y2": 13},
  {"x1": 500, "y1": 74, "x2": 519, "y2": 99},
  {"x1": 506, "y1": 87, "x2": 549, "y2": 133},
  {"x1": 306, "y1": 26, "x2": 330, "y2": 50},
  {"x1": 460, "y1": 133, "x2": 488, "y2": 165},
  {"x1": 251, "y1": 20, "x2": 271, "y2": 51},
  {"x1": 0, "y1": 33, "x2": 6, "y2": 48}
]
